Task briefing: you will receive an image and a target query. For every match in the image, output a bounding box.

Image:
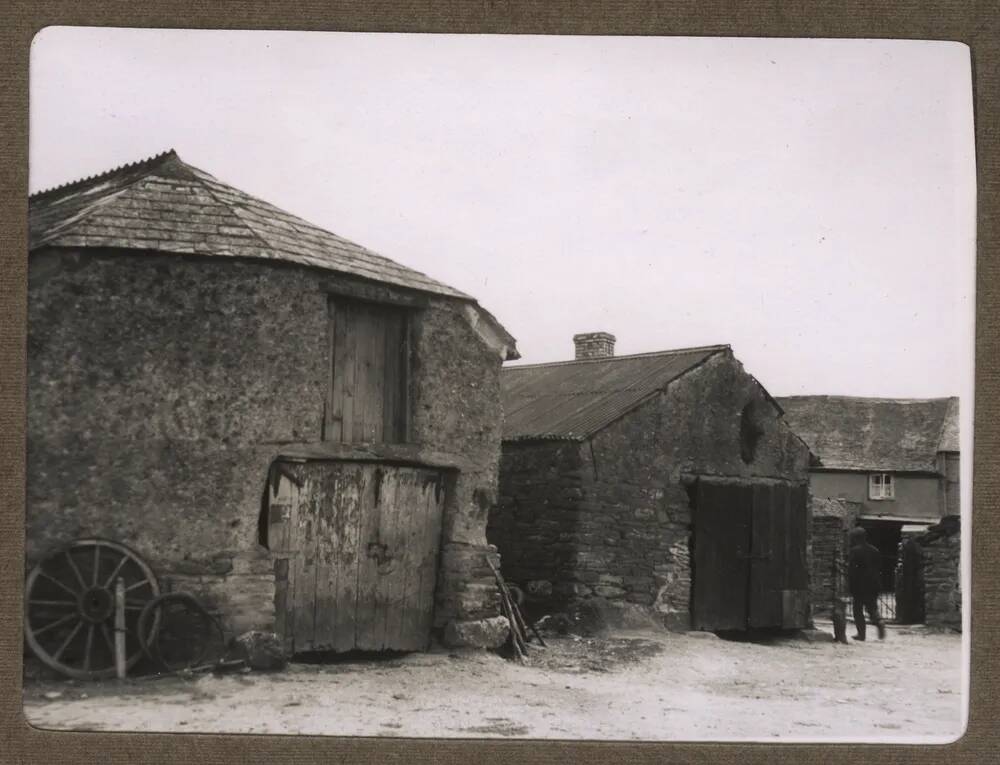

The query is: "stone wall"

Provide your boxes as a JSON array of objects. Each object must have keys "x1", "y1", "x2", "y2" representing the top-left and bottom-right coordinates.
[
  {"x1": 808, "y1": 497, "x2": 862, "y2": 616},
  {"x1": 27, "y1": 247, "x2": 507, "y2": 641},
  {"x1": 489, "y1": 440, "x2": 588, "y2": 611},
  {"x1": 491, "y1": 350, "x2": 812, "y2": 629},
  {"x1": 920, "y1": 516, "x2": 961, "y2": 631}
]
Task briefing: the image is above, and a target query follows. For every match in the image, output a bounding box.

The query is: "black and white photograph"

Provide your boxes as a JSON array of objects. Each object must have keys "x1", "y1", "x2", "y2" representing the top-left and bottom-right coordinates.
[{"x1": 22, "y1": 28, "x2": 974, "y2": 742}]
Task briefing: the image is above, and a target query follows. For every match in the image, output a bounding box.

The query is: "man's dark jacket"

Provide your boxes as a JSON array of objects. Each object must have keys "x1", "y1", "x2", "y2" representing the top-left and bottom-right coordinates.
[{"x1": 848, "y1": 533, "x2": 882, "y2": 597}]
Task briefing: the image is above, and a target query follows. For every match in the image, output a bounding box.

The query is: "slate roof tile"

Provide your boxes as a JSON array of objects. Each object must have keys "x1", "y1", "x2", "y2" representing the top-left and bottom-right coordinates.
[
  {"x1": 774, "y1": 395, "x2": 959, "y2": 472},
  {"x1": 30, "y1": 150, "x2": 473, "y2": 301}
]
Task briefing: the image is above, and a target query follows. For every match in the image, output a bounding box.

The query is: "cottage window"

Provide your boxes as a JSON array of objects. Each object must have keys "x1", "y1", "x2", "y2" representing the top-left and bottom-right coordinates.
[
  {"x1": 869, "y1": 473, "x2": 895, "y2": 500},
  {"x1": 325, "y1": 297, "x2": 410, "y2": 444}
]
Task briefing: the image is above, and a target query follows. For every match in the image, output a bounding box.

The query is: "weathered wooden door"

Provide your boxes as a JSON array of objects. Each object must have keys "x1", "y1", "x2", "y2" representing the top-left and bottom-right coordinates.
[
  {"x1": 326, "y1": 298, "x2": 409, "y2": 444},
  {"x1": 692, "y1": 479, "x2": 809, "y2": 631},
  {"x1": 692, "y1": 480, "x2": 752, "y2": 630},
  {"x1": 267, "y1": 460, "x2": 445, "y2": 654},
  {"x1": 747, "y1": 482, "x2": 810, "y2": 628}
]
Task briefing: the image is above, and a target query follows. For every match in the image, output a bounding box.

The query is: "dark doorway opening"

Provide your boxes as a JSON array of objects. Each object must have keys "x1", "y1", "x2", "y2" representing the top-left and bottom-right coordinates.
[{"x1": 858, "y1": 519, "x2": 902, "y2": 592}]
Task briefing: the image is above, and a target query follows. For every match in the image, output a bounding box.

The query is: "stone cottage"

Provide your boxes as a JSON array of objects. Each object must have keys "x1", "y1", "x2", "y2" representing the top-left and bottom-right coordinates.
[
  {"x1": 488, "y1": 334, "x2": 813, "y2": 632},
  {"x1": 26, "y1": 150, "x2": 518, "y2": 669},
  {"x1": 777, "y1": 395, "x2": 960, "y2": 620}
]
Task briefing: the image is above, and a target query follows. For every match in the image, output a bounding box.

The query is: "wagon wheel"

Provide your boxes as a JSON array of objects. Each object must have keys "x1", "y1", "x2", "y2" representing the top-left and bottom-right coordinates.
[
  {"x1": 138, "y1": 592, "x2": 226, "y2": 673},
  {"x1": 24, "y1": 539, "x2": 161, "y2": 680}
]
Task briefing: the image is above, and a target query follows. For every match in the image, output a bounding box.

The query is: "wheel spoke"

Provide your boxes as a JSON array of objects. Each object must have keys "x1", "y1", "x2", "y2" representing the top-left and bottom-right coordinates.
[
  {"x1": 53, "y1": 620, "x2": 84, "y2": 660},
  {"x1": 29, "y1": 599, "x2": 78, "y2": 607},
  {"x1": 91, "y1": 545, "x2": 101, "y2": 586},
  {"x1": 38, "y1": 570, "x2": 80, "y2": 597},
  {"x1": 125, "y1": 579, "x2": 151, "y2": 593},
  {"x1": 100, "y1": 623, "x2": 115, "y2": 653},
  {"x1": 103, "y1": 554, "x2": 129, "y2": 589},
  {"x1": 32, "y1": 612, "x2": 77, "y2": 637},
  {"x1": 64, "y1": 551, "x2": 87, "y2": 590},
  {"x1": 83, "y1": 625, "x2": 95, "y2": 672}
]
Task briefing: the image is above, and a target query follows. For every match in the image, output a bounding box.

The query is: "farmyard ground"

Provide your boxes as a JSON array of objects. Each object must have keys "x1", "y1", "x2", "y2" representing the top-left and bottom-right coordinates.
[{"x1": 23, "y1": 622, "x2": 963, "y2": 742}]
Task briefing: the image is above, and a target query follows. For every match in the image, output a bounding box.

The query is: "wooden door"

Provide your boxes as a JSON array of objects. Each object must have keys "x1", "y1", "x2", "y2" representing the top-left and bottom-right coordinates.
[
  {"x1": 748, "y1": 482, "x2": 810, "y2": 628},
  {"x1": 326, "y1": 299, "x2": 408, "y2": 444},
  {"x1": 692, "y1": 478, "x2": 809, "y2": 631},
  {"x1": 268, "y1": 460, "x2": 445, "y2": 654},
  {"x1": 692, "y1": 480, "x2": 752, "y2": 631}
]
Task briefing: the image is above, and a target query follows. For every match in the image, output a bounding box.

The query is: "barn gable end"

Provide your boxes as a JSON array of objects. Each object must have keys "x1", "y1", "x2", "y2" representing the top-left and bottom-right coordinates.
[{"x1": 490, "y1": 345, "x2": 812, "y2": 631}]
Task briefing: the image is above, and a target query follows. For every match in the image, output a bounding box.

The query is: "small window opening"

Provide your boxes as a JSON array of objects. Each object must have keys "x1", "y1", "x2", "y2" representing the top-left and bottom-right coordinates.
[{"x1": 739, "y1": 401, "x2": 765, "y2": 464}]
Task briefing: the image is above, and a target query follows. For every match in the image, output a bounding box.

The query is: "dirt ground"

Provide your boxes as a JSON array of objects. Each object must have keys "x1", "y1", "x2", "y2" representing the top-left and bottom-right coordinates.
[{"x1": 22, "y1": 621, "x2": 964, "y2": 742}]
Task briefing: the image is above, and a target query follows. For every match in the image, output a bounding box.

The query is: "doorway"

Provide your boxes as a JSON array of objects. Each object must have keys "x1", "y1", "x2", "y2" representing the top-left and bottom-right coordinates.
[
  {"x1": 266, "y1": 459, "x2": 446, "y2": 654},
  {"x1": 691, "y1": 477, "x2": 809, "y2": 631}
]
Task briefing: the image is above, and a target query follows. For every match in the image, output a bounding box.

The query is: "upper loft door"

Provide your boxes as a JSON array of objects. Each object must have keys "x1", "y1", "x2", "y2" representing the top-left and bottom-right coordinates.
[{"x1": 326, "y1": 298, "x2": 409, "y2": 444}]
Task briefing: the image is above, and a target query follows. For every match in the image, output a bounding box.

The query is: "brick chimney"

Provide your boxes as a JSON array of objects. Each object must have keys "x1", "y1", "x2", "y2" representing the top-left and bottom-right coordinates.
[{"x1": 573, "y1": 332, "x2": 616, "y2": 360}]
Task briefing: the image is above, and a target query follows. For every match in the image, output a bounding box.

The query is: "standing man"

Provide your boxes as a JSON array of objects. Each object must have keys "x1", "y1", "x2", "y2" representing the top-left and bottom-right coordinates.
[{"x1": 848, "y1": 526, "x2": 887, "y2": 641}]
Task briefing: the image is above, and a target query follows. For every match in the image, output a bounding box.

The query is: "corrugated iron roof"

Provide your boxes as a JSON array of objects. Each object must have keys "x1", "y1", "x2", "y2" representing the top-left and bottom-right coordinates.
[
  {"x1": 502, "y1": 345, "x2": 729, "y2": 440},
  {"x1": 30, "y1": 150, "x2": 519, "y2": 359},
  {"x1": 775, "y1": 395, "x2": 960, "y2": 473}
]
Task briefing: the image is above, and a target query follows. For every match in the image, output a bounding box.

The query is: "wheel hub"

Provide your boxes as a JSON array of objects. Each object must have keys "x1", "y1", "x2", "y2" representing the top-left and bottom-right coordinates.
[{"x1": 78, "y1": 586, "x2": 115, "y2": 623}]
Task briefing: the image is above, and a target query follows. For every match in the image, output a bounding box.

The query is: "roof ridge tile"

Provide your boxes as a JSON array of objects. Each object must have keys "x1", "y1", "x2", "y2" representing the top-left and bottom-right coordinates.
[{"x1": 505, "y1": 344, "x2": 730, "y2": 371}]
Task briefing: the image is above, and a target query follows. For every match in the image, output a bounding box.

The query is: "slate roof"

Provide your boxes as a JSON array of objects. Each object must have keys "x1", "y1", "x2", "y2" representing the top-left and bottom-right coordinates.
[
  {"x1": 775, "y1": 395, "x2": 960, "y2": 473},
  {"x1": 502, "y1": 345, "x2": 729, "y2": 441},
  {"x1": 29, "y1": 150, "x2": 471, "y2": 301}
]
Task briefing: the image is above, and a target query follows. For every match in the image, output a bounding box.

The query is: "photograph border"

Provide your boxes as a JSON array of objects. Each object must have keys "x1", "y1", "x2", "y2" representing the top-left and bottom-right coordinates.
[{"x1": 1, "y1": 2, "x2": 995, "y2": 763}]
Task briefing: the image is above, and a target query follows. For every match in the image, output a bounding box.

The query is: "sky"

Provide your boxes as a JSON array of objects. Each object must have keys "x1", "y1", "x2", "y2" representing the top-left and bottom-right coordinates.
[{"x1": 29, "y1": 28, "x2": 976, "y2": 399}]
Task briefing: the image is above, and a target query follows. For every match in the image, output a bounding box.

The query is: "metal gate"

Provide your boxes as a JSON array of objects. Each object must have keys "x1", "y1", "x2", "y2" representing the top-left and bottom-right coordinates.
[
  {"x1": 692, "y1": 478, "x2": 810, "y2": 631},
  {"x1": 832, "y1": 549, "x2": 899, "y2": 623}
]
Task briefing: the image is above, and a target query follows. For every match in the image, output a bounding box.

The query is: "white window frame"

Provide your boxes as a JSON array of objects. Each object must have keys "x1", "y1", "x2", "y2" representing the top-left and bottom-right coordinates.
[{"x1": 869, "y1": 472, "x2": 895, "y2": 500}]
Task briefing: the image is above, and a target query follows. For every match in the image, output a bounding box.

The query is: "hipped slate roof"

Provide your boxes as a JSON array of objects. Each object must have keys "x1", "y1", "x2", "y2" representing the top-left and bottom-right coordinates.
[
  {"x1": 775, "y1": 395, "x2": 960, "y2": 473},
  {"x1": 502, "y1": 345, "x2": 729, "y2": 441},
  {"x1": 30, "y1": 150, "x2": 518, "y2": 357}
]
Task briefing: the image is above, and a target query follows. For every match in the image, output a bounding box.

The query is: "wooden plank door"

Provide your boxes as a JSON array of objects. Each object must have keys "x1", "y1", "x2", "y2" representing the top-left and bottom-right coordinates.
[
  {"x1": 326, "y1": 299, "x2": 408, "y2": 444},
  {"x1": 265, "y1": 463, "x2": 302, "y2": 654},
  {"x1": 748, "y1": 482, "x2": 784, "y2": 628},
  {"x1": 353, "y1": 467, "x2": 445, "y2": 651},
  {"x1": 781, "y1": 482, "x2": 810, "y2": 628},
  {"x1": 748, "y1": 482, "x2": 810, "y2": 629},
  {"x1": 691, "y1": 479, "x2": 752, "y2": 631},
  {"x1": 272, "y1": 461, "x2": 445, "y2": 654}
]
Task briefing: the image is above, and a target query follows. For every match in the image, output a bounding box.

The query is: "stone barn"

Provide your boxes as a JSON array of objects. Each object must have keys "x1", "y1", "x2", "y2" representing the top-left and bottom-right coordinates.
[
  {"x1": 26, "y1": 150, "x2": 518, "y2": 668},
  {"x1": 488, "y1": 334, "x2": 813, "y2": 632}
]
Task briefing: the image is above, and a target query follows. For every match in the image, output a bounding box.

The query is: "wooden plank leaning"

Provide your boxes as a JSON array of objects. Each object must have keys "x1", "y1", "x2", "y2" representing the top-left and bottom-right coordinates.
[{"x1": 486, "y1": 556, "x2": 530, "y2": 658}]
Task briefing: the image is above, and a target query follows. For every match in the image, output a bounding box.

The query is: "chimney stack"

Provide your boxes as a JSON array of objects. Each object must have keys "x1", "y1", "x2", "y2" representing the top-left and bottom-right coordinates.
[{"x1": 573, "y1": 332, "x2": 616, "y2": 360}]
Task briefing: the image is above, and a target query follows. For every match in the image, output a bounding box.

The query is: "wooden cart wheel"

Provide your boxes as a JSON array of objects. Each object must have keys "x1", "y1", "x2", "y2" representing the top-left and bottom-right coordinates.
[
  {"x1": 24, "y1": 538, "x2": 161, "y2": 680},
  {"x1": 138, "y1": 592, "x2": 226, "y2": 673}
]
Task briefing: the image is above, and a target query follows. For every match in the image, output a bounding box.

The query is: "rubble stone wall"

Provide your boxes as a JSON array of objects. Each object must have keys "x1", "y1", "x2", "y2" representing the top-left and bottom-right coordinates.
[
  {"x1": 489, "y1": 440, "x2": 588, "y2": 611},
  {"x1": 27, "y1": 248, "x2": 507, "y2": 641},
  {"x1": 808, "y1": 497, "x2": 863, "y2": 616},
  {"x1": 922, "y1": 520, "x2": 962, "y2": 631}
]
